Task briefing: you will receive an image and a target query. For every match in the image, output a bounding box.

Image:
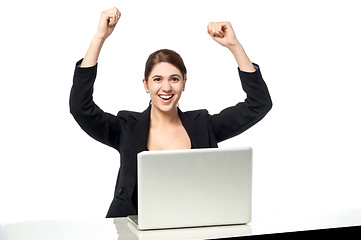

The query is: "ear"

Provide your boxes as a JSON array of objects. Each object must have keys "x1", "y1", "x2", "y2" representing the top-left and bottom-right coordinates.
[
  {"x1": 183, "y1": 77, "x2": 187, "y2": 91},
  {"x1": 142, "y1": 78, "x2": 149, "y2": 93}
]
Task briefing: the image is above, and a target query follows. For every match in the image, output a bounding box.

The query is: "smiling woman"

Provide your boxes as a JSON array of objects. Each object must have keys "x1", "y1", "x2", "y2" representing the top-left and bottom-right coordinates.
[
  {"x1": 143, "y1": 58, "x2": 191, "y2": 151},
  {"x1": 143, "y1": 49, "x2": 187, "y2": 112},
  {"x1": 143, "y1": 49, "x2": 186, "y2": 113},
  {"x1": 144, "y1": 60, "x2": 185, "y2": 111},
  {"x1": 69, "y1": 7, "x2": 272, "y2": 218}
]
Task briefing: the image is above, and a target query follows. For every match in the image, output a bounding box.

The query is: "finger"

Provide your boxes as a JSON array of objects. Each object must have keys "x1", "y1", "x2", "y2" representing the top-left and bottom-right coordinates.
[
  {"x1": 101, "y1": 10, "x2": 114, "y2": 24},
  {"x1": 216, "y1": 23, "x2": 224, "y2": 37},
  {"x1": 207, "y1": 22, "x2": 211, "y2": 34},
  {"x1": 208, "y1": 22, "x2": 216, "y2": 36},
  {"x1": 112, "y1": 7, "x2": 121, "y2": 22},
  {"x1": 222, "y1": 22, "x2": 229, "y2": 31},
  {"x1": 212, "y1": 23, "x2": 216, "y2": 36},
  {"x1": 208, "y1": 22, "x2": 224, "y2": 38},
  {"x1": 104, "y1": 8, "x2": 120, "y2": 25},
  {"x1": 223, "y1": 22, "x2": 233, "y2": 34},
  {"x1": 116, "y1": 8, "x2": 121, "y2": 21},
  {"x1": 210, "y1": 22, "x2": 221, "y2": 38},
  {"x1": 109, "y1": 13, "x2": 118, "y2": 25},
  {"x1": 108, "y1": 16, "x2": 116, "y2": 25}
]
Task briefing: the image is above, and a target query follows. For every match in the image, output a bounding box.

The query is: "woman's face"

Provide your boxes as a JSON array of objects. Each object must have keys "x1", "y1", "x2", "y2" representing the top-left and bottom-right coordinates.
[{"x1": 143, "y1": 62, "x2": 186, "y2": 113}]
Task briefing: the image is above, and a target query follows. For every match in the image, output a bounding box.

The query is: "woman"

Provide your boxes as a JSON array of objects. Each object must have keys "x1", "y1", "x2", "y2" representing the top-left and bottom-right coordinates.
[{"x1": 70, "y1": 7, "x2": 272, "y2": 218}]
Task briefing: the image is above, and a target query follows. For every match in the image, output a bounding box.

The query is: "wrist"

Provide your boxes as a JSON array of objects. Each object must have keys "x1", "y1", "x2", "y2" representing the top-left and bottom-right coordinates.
[
  {"x1": 227, "y1": 42, "x2": 256, "y2": 72},
  {"x1": 227, "y1": 41, "x2": 242, "y2": 54},
  {"x1": 93, "y1": 32, "x2": 108, "y2": 43}
]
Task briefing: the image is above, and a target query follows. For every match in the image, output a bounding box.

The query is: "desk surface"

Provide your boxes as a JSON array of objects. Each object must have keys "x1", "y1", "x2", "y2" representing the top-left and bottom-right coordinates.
[{"x1": 1, "y1": 207, "x2": 361, "y2": 240}]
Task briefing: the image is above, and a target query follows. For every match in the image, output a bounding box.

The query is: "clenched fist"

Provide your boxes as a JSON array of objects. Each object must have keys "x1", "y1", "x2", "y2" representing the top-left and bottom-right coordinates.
[
  {"x1": 207, "y1": 22, "x2": 239, "y2": 49},
  {"x1": 96, "y1": 7, "x2": 121, "y2": 40}
]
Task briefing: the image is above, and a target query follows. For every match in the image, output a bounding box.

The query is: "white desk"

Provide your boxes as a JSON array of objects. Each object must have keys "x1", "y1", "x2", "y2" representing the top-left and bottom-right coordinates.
[{"x1": 1, "y1": 207, "x2": 361, "y2": 239}]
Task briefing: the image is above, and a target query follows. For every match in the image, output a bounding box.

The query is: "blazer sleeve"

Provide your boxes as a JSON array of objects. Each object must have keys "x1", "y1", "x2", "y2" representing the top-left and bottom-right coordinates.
[
  {"x1": 209, "y1": 64, "x2": 272, "y2": 142},
  {"x1": 69, "y1": 59, "x2": 121, "y2": 151}
]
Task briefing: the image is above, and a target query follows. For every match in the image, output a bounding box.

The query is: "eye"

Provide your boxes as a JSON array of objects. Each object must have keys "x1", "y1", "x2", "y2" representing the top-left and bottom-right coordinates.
[
  {"x1": 153, "y1": 77, "x2": 162, "y2": 82},
  {"x1": 171, "y1": 77, "x2": 180, "y2": 82}
]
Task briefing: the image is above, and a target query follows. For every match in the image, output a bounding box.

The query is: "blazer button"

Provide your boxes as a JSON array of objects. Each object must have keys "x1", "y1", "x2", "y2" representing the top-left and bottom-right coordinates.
[{"x1": 118, "y1": 188, "x2": 123, "y2": 195}]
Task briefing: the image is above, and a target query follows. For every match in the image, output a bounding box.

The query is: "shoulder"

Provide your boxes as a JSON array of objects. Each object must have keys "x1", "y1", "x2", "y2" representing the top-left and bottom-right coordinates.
[
  {"x1": 179, "y1": 108, "x2": 209, "y2": 121},
  {"x1": 183, "y1": 108, "x2": 208, "y2": 115},
  {"x1": 116, "y1": 106, "x2": 151, "y2": 123}
]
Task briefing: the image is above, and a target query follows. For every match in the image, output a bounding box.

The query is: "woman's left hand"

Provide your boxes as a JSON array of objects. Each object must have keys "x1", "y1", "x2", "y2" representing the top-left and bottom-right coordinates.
[{"x1": 207, "y1": 22, "x2": 239, "y2": 49}]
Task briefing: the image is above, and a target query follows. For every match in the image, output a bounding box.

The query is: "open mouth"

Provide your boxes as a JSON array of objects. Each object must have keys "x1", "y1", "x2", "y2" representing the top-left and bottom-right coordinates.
[{"x1": 158, "y1": 94, "x2": 174, "y2": 102}]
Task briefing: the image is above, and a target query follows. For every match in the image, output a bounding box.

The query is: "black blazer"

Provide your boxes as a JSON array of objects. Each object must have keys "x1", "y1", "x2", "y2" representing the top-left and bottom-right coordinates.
[{"x1": 69, "y1": 59, "x2": 272, "y2": 218}]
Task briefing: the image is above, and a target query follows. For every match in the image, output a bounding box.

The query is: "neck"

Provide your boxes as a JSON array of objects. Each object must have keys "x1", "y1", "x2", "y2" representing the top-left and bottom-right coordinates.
[{"x1": 150, "y1": 105, "x2": 180, "y2": 127}]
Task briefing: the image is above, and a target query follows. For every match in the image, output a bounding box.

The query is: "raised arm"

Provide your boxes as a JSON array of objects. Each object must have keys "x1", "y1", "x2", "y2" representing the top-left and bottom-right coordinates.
[
  {"x1": 207, "y1": 22, "x2": 272, "y2": 142},
  {"x1": 70, "y1": 8, "x2": 122, "y2": 150}
]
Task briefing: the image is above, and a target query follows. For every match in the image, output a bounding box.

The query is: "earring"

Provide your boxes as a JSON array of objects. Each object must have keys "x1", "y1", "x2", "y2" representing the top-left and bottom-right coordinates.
[{"x1": 146, "y1": 90, "x2": 149, "y2": 93}]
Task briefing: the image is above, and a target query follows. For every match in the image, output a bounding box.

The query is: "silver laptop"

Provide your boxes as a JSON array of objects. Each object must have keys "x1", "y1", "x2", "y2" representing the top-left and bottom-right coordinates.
[{"x1": 128, "y1": 147, "x2": 252, "y2": 230}]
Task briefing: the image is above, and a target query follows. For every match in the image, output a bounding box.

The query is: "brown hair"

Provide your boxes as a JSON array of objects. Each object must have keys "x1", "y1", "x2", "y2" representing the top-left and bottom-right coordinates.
[{"x1": 144, "y1": 49, "x2": 187, "y2": 82}]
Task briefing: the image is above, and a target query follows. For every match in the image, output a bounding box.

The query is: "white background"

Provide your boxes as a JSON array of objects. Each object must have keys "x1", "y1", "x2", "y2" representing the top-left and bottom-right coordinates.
[{"x1": 0, "y1": 0, "x2": 360, "y2": 223}]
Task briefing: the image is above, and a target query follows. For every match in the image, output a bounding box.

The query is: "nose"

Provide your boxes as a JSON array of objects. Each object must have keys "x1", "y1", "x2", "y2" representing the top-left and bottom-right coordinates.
[{"x1": 161, "y1": 80, "x2": 172, "y2": 92}]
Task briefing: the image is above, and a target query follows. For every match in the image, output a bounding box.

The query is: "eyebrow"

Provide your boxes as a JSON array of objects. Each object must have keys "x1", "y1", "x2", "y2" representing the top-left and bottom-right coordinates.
[{"x1": 152, "y1": 74, "x2": 181, "y2": 78}]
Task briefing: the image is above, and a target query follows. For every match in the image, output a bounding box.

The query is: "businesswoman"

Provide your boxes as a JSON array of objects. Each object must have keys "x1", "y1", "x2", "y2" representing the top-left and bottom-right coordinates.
[{"x1": 70, "y1": 7, "x2": 272, "y2": 218}]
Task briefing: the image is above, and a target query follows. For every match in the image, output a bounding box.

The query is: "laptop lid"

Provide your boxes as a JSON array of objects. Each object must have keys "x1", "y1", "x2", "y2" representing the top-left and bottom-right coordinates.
[{"x1": 133, "y1": 147, "x2": 252, "y2": 230}]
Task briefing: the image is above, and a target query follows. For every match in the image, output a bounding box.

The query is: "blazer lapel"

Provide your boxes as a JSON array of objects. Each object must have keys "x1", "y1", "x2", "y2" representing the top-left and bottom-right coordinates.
[
  {"x1": 128, "y1": 105, "x2": 151, "y2": 151},
  {"x1": 178, "y1": 108, "x2": 208, "y2": 148},
  {"x1": 128, "y1": 106, "x2": 205, "y2": 151}
]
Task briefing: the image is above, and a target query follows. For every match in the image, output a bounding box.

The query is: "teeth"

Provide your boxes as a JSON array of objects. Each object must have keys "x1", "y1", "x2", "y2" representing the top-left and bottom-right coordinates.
[{"x1": 159, "y1": 95, "x2": 173, "y2": 100}]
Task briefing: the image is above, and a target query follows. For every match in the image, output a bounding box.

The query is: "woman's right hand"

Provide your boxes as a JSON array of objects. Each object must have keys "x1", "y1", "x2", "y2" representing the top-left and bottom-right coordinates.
[
  {"x1": 80, "y1": 7, "x2": 121, "y2": 67},
  {"x1": 96, "y1": 7, "x2": 121, "y2": 40}
]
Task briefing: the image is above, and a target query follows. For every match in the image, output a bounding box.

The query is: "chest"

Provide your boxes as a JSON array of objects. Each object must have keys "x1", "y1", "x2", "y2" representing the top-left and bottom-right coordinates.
[{"x1": 147, "y1": 124, "x2": 191, "y2": 151}]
